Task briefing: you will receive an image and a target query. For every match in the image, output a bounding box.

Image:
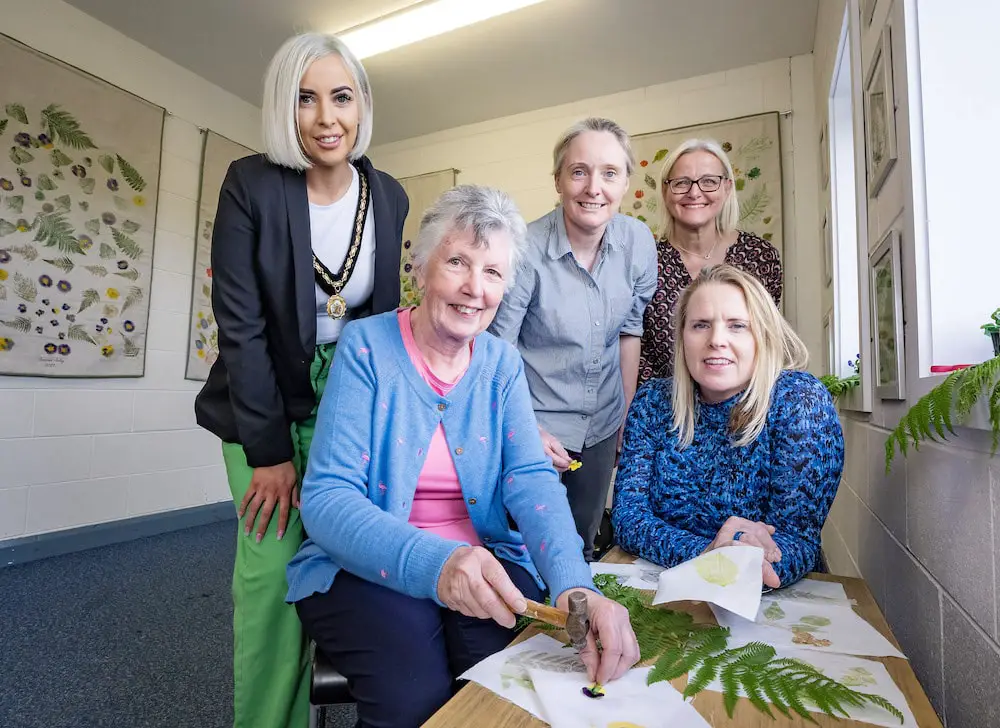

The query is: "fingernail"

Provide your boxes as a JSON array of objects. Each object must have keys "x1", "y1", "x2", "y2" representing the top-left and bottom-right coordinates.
[
  {"x1": 255, "y1": 534, "x2": 262, "y2": 544},
  {"x1": 277, "y1": 530, "x2": 284, "y2": 541},
  {"x1": 513, "y1": 598, "x2": 527, "y2": 613}
]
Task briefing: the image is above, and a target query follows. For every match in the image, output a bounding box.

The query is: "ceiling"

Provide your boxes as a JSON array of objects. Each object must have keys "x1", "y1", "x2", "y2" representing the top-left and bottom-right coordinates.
[{"x1": 60, "y1": 0, "x2": 819, "y2": 144}]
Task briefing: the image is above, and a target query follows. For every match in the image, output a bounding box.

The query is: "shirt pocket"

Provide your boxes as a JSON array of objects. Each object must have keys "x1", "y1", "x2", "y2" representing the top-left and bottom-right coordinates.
[{"x1": 606, "y1": 295, "x2": 633, "y2": 344}]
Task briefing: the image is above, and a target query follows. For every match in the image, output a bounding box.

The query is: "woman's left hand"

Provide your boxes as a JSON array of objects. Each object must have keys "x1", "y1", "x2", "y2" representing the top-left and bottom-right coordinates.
[{"x1": 556, "y1": 588, "x2": 639, "y2": 684}]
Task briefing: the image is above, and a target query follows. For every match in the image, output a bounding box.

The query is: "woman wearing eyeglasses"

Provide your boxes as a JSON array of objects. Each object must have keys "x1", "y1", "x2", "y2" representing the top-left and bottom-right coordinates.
[{"x1": 637, "y1": 139, "x2": 782, "y2": 385}]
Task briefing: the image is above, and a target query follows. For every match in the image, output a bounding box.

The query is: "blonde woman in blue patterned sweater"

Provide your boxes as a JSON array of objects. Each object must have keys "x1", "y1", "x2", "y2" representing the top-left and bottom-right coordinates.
[
  {"x1": 613, "y1": 265, "x2": 844, "y2": 589},
  {"x1": 287, "y1": 185, "x2": 638, "y2": 728}
]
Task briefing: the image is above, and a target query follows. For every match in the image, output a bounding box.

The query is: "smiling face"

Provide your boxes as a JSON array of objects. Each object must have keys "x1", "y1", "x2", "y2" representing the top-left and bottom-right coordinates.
[
  {"x1": 662, "y1": 150, "x2": 732, "y2": 233},
  {"x1": 682, "y1": 282, "x2": 757, "y2": 403},
  {"x1": 296, "y1": 54, "x2": 359, "y2": 169},
  {"x1": 555, "y1": 130, "x2": 629, "y2": 239},
  {"x1": 416, "y1": 227, "x2": 513, "y2": 347}
]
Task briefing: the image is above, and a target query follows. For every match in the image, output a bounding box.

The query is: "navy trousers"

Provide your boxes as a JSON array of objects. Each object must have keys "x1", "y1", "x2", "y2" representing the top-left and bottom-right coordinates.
[{"x1": 296, "y1": 557, "x2": 545, "y2": 728}]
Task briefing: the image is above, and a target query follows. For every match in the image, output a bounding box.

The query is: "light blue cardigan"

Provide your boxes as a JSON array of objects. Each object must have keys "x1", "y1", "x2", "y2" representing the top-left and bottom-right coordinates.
[{"x1": 286, "y1": 311, "x2": 595, "y2": 606}]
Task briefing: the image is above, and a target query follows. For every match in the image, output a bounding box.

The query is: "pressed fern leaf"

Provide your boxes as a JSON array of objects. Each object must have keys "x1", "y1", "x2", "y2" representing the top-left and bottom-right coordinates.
[
  {"x1": 84, "y1": 265, "x2": 108, "y2": 277},
  {"x1": 41, "y1": 105, "x2": 96, "y2": 150},
  {"x1": 738, "y1": 184, "x2": 770, "y2": 224},
  {"x1": 33, "y1": 213, "x2": 83, "y2": 254},
  {"x1": 67, "y1": 324, "x2": 97, "y2": 345},
  {"x1": 121, "y1": 333, "x2": 141, "y2": 357},
  {"x1": 13, "y1": 272, "x2": 36, "y2": 302},
  {"x1": 1, "y1": 315, "x2": 31, "y2": 332},
  {"x1": 122, "y1": 285, "x2": 143, "y2": 313},
  {"x1": 116, "y1": 155, "x2": 147, "y2": 192},
  {"x1": 9, "y1": 244, "x2": 38, "y2": 261},
  {"x1": 112, "y1": 228, "x2": 143, "y2": 260},
  {"x1": 43, "y1": 256, "x2": 75, "y2": 274},
  {"x1": 0, "y1": 118, "x2": 7, "y2": 136},
  {"x1": 78, "y1": 288, "x2": 100, "y2": 313}
]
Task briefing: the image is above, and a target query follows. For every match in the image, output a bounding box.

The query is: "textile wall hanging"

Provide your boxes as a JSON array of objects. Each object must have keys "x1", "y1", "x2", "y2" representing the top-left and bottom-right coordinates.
[
  {"x1": 0, "y1": 35, "x2": 164, "y2": 377},
  {"x1": 626, "y1": 112, "x2": 784, "y2": 257},
  {"x1": 397, "y1": 168, "x2": 457, "y2": 307},
  {"x1": 185, "y1": 131, "x2": 253, "y2": 381}
]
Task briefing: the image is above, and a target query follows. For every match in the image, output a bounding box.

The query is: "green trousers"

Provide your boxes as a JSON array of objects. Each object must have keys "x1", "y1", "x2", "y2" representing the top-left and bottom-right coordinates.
[{"x1": 221, "y1": 343, "x2": 336, "y2": 728}]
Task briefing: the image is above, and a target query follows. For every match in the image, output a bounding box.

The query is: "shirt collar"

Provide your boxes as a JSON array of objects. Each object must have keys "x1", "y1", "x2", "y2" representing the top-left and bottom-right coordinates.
[{"x1": 546, "y1": 207, "x2": 624, "y2": 260}]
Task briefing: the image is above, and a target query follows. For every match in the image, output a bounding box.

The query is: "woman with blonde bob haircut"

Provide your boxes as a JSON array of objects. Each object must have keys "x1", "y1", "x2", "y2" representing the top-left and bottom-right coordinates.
[
  {"x1": 612, "y1": 265, "x2": 843, "y2": 589},
  {"x1": 195, "y1": 31, "x2": 408, "y2": 728},
  {"x1": 638, "y1": 139, "x2": 783, "y2": 386}
]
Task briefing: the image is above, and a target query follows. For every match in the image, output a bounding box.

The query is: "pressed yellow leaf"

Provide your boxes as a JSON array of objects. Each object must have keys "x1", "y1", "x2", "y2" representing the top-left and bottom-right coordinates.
[{"x1": 694, "y1": 551, "x2": 739, "y2": 587}]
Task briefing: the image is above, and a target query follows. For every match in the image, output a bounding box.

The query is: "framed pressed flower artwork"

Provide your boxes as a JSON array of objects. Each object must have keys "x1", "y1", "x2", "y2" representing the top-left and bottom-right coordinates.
[
  {"x1": 869, "y1": 227, "x2": 905, "y2": 400},
  {"x1": 863, "y1": 25, "x2": 898, "y2": 198}
]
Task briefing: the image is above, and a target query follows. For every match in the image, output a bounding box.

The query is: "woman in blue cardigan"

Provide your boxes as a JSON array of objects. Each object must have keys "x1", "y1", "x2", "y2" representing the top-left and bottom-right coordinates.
[
  {"x1": 612, "y1": 265, "x2": 844, "y2": 588},
  {"x1": 287, "y1": 185, "x2": 638, "y2": 728}
]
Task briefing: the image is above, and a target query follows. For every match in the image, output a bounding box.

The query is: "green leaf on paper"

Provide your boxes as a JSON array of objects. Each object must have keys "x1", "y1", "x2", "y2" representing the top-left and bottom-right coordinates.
[
  {"x1": 99, "y1": 242, "x2": 116, "y2": 259},
  {"x1": 9, "y1": 146, "x2": 33, "y2": 165},
  {"x1": 84, "y1": 265, "x2": 108, "y2": 277},
  {"x1": 113, "y1": 196, "x2": 130, "y2": 211},
  {"x1": 54, "y1": 195, "x2": 71, "y2": 213},
  {"x1": 84, "y1": 219, "x2": 101, "y2": 236},
  {"x1": 121, "y1": 219, "x2": 140, "y2": 234},
  {"x1": 202, "y1": 283, "x2": 211, "y2": 299},
  {"x1": 121, "y1": 333, "x2": 141, "y2": 357},
  {"x1": 43, "y1": 256, "x2": 75, "y2": 274},
  {"x1": 37, "y1": 173, "x2": 57, "y2": 191},
  {"x1": 653, "y1": 148, "x2": 669, "y2": 162},
  {"x1": 80, "y1": 177, "x2": 95, "y2": 195},
  {"x1": 50, "y1": 148, "x2": 73, "y2": 167},
  {"x1": 67, "y1": 323, "x2": 98, "y2": 345},
  {"x1": 0, "y1": 219, "x2": 15, "y2": 237},
  {"x1": 114, "y1": 268, "x2": 140, "y2": 282},
  {"x1": 111, "y1": 227, "x2": 143, "y2": 259},
  {"x1": 122, "y1": 285, "x2": 143, "y2": 313},
  {"x1": 5, "y1": 104, "x2": 28, "y2": 124},
  {"x1": 1, "y1": 315, "x2": 31, "y2": 333},
  {"x1": 6, "y1": 196, "x2": 24, "y2": 214},
  {"x1": 41, "y1": 105, "x2": 96, "y2": 150},
  {"x1": 644, "y1": 174, "x2": 657, "y2": 190},
  {"x1": 99, "y1": 154, "x2": 115, "y2": 174},
  {"x1": 116, "y1": 155, "x2": 146, "y2": 192},
  {"x1": 9, "y1": 244, "x2": 38, "y2": 261},
  {"x1": 78, "y1": 288, "x2": 100, "y2": 313},
  {"x1": 13, "y1": 272, "x2": 37, "y2": 302},
  {"x1": 33, "y1": 213, "x2": 83, "y2": 254},
  {"x1": 0, "y1": 119, "x2": 8, "y2": 136}
]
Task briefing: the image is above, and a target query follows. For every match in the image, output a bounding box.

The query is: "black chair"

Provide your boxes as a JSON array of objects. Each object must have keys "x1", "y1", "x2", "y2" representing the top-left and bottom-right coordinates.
[{"x1": 309, "y1": 643, "x2": 353, "y2": 728}]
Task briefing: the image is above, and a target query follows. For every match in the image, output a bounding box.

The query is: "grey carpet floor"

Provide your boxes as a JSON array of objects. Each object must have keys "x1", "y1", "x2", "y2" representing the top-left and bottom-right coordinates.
[{"x1": 0, "y1": 520, "x2": 356, "y2": 728}]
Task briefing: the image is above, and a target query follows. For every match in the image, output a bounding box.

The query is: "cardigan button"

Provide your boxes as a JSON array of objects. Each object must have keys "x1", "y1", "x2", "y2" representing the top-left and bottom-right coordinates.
[
  {"x1": 455, "y1": 447, "x2": 464, "y2": 455},
  {"x1": 437, "y1": 403, "x2": 446, "y2": 411},
  {"x1": 468, "y1": 497, "x2": 477, "y2": 505}
]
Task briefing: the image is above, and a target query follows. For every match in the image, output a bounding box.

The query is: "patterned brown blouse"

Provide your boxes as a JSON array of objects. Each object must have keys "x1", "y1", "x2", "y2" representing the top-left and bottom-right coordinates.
[{"x1": 638, "y1": 230, "x2": 782, "y2": 386}]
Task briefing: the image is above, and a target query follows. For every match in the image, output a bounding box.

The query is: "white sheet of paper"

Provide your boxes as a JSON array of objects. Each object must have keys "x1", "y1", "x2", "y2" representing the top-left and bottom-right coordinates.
[
  {"x1": 773, "y1": 577, "x2": 852, "y2": 604},
  {"x1": 458, "y1": 633, "x2": 583, "y2": 721},
  {"x1": 652, "y1": 545, "x2": 764, "y2": 620},
  {"x1": 591, "y1": 558, "x2": 666, "y2": 590},
  {"x1": 712, "y1": 598, "x2": 906, "y2": 658},
  {"x1": 527, "y1": 665, "x2": 711, "y2": 728},
  {"x1": 703, "y1": 646, "x2": 916, "y2": 727}
]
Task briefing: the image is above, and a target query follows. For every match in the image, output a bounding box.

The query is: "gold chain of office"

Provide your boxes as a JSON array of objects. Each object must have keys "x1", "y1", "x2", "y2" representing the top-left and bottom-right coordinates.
[{"x1": 312, "y1": 165, "x2": 370, "y2": 319}]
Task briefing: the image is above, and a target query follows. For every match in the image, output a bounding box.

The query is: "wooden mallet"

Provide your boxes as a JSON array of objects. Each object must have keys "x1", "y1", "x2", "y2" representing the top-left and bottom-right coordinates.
[{"x1": 520, "y1": 591, "x2": 590, "y2": 651}]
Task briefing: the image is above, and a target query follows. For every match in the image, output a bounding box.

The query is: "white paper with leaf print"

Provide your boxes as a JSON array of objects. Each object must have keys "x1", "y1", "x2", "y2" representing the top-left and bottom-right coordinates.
[
  {"x1": 0, "y1": 36, "x2": 163, "y2": 376},
  {"x1": 459, "y1": 632, "x2": 582, "y2": 720},
  {"x1": 527, "y1": 665, "x2": 711, "y2": 728},
  {"x1": 773, "y1": 577, "x2": 853, "y2": 605},
  {"x1": 185, "y1": 130, "x2": 254, "y2": 381},
  {"x1": 712, "y1": 597, "x2": 906, "y2": 659},
  {"x1": 652, "y1": 545, "x2": 765, "y2": 620},
  {"x1": 703, "y1": 647, "x2": 916, "y2": 727},
  {"x1": 591, "y1": 557, "x2": 666, "y2": 591}
]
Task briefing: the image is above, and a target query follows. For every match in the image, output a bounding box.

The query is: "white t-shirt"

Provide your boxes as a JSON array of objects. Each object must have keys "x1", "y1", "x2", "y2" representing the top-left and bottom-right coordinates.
[{"x1": 309, "y1": 165, "x2": 376, "y2": 344}]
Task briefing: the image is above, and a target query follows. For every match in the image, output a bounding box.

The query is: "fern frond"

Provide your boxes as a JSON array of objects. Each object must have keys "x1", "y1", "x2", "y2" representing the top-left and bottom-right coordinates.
[
  {"x1": 33, "y1": 213, "x2": 83, "y2": 254},
  {"x1": 116, "y1": 155, "x2": 147, "y2": 192},
  {"x1": 1, "y1": 315, "x2": 31, "y2": 332},
  {"x1": 111, "y1": 227, "x2": 143, "y2": 260},
  {"x1": 41, "y1": 105, "x2": 96, "y2": 150},
  {"x1": 67, "y1": 324, "x2": 97, "y2": 345}
]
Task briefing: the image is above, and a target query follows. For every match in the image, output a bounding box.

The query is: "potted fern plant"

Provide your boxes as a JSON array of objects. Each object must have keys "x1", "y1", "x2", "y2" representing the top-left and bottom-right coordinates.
[{"x1": 982, "y1": 307, "x2": 1000, "y2": 356}]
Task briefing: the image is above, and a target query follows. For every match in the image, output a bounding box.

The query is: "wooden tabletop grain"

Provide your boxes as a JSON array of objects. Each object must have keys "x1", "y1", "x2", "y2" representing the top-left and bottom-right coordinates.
[{"x1": 422, "y1": 547, "x2": 942, "y2": 727}]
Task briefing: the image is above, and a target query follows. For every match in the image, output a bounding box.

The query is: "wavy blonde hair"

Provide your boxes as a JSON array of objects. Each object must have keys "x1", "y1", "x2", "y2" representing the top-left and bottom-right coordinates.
[
  {"x1": 658, "y1": 138, "x2": 739, "y2": 242},
  {"x1": 672, "y1": 265, "x2": 808, "y2": 448}
]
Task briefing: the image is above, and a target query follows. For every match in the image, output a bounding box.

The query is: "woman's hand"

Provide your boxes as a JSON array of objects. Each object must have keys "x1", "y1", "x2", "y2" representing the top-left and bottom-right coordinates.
[
  {"x1": 437, "y1": 547, "x2": 528, "y2": 628},
  {"x1": 706, "y1": 516, "x2": 782, "y2": 588},
  {"x1": 538, "y1": 427, "x2": 572, "y2": 472},
  {"x1": 238, "y1": 461, "x2": 299, "y2": 543},
  {"x1": 555, "y1": 588, "x2": 639, "y2": 684}
]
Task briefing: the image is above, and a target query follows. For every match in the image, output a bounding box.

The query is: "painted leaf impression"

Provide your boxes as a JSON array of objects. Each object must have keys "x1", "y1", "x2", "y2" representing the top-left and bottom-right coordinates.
[
  {"x1": 694, "y1": 551, "x2": 739, "y2": 587},
  {"x1": 499, "y1": 649, "x2": 585, "y2": 691},
  {"x1": 763, "y1": 600, "x2": 786, "y2": 621}
]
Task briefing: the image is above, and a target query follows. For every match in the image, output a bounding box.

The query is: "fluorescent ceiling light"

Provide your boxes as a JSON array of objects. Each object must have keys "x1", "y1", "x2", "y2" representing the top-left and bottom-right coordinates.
[{"x1": 339, "y1": 0, "x2": 548, "y2": 59}]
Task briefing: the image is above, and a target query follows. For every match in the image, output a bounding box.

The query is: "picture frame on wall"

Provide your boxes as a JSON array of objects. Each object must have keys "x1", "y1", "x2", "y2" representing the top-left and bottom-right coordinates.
[
  {"x1": 819, "y1": 122, "x2": 830, "y2": 190},
  {"x1": 822, "y1": 208, "x2": 834, "y2": 287},
  {"x1": 862, "y1": 0, "x2": 877, "y2": 27},
  {"x1": 864, "y1": 25, "x2": 898, "y2": 197},
  {"x1": 869, "y1": 228, "x2": 905, "y2": 400}
]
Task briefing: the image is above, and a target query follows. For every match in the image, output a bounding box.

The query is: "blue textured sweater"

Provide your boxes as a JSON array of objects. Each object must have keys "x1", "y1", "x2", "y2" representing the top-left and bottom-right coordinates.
[
  {"x1": 285, "y1": 311, "x2": 595, "y2": 605},
  {"x1": 611, "y1": 371, "x2": 844, "y2": 586}
]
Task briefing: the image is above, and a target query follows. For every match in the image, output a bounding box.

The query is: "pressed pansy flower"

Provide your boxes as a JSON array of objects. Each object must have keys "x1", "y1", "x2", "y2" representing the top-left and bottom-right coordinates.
[
  {"x1": 0, "y1": 251, "x2": 9, "y2": 264},
  {"x1": 50, "y1": 319, "x2": 59, "y2": 327},
  {"x1": 0, "y1": 337, "x2": 14, "y2": 352},
  {"x1": 83, "y1": 156, "x2": 93, "y2": 166},
  {"x1": 107, "y1": 178, "x2": 119, "y2": 192},
  {"x1": 57, "y1": 280, "x2": 71, "y2": 292},
  {"x1": 0, "y1": 269, "x2": 7, "y2": 281},
  {"x1": 78, "y1": 235, "x2": 93, "y2": 250},
  {"x1": 17, "y1": 303, "x2": 26, "y2": 313},
  {"x1": 66, "y1": 314, "x2": 76, "y2": 323},
  {"x1": 38, "y1": 274, "x2": 53, "y2": 287},
  {"x1": 15, "y1": 219, "x2": 30, "y2": 233},
  {"x1": 34, "y1": 326, "x2": 43, "y2": 334},
  {"x1": 722, "y1": 141, "x2": 733, "y2": 152},
  {"x1": 58, "y1": 333, "x2": 66, "y2": 340},
  {"x1": 95, "y1": 325, "x2": 104, "y2": 332},
  {"x1": 196, "y1": 349, "x2": 205, "y2": 358},
  {"x1": 100, "y1": 317, "x2": 108, "y2": 324},
  {"x1": 44, "y1": 342, "x2": 57, "y2": 354},
  {"x1": 106, "y1": 288, "x2": 120, "y2": 299},
  {"x1": 58, "y1": 344, "x2": 70, "y2": 356},
  {"x1": 195, "y1": 339, "x2": 204, "y2": 350},
  {"x1": 38, "y1": 134, "x2": 53, "y2": 148},
  {"x1": 117, "y1": 260, "x2": 128, "y2": 270},
  {"x1": 61, "y1": 303, "x2": 70, "y2": 311},
  {"x1": 71, "y1": 165, "x2": 87, "y2": 178},
  {"x1": 20, "y1": 176, "x2": 31, "y2": 187},
  {"x1": 200, "y1": 318, "x2": 209, "y2": 329},
  {"x1": 14, "y1": 132, "x2": 32, "y2": 148},
  {"x1": 133, "y1": 195, "x2": 146, "y2": 207},
  {"x1": 101, "y1": 345, "x2": 114, "y2": 357},
  {"x1": 35, "y1": 308, "x2": 44, "y2": 316},
  {"x1": 0, "y1": 178, "x2": 12, "y2": 191},
  {"x1": 403, "y1": 240, "x2": 411, "y2": 249},
  {"x1": 101, "y1": 212, "x2": 116, "y2": 225},
  {"x1": 121, "y1": 320, "x2": 135, "y2": 333},
  {"x1": 404, "y1": 263, "x2": 412, "y2": 273}
]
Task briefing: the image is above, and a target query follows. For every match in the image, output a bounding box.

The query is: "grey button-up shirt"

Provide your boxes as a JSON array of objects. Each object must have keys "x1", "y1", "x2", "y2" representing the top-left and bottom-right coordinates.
[{"x1": 489, "y1": 208, "x2": 657, "y2": 451}]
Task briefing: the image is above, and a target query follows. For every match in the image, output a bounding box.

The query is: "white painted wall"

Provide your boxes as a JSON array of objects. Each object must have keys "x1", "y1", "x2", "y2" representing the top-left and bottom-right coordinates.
[
  {"x1": 0, "y1": 0, "x2": 261, "y2": 541},
  {"x1": 369, "y1": 56, "x2": 824, "y2": 368}
]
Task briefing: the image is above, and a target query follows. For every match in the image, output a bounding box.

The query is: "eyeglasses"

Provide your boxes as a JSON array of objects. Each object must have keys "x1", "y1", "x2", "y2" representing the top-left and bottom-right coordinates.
[{"x1": 664, "y1": 175, "x2": 726, "y2": 194}]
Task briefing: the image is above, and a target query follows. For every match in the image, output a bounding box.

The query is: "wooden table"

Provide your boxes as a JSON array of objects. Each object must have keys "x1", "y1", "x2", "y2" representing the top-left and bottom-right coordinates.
[{"x1": 424, "y1": 547, "x2": 942, "y2": 727}]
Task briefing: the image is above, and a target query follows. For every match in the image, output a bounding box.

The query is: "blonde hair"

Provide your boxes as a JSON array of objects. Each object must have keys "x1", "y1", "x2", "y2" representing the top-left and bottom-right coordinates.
[
  {"x1": 261, "y1": 33, "x2": 374, "y2": 170},
  {"x1": 672, "y1": 265, "x2": 808, "y2": 448},
  {"x1": 551, "y1": 117, "x2": 636, "y2": 177},
  {"x1": 658, "y1": 138, "x2": 739, "y2": 242}
]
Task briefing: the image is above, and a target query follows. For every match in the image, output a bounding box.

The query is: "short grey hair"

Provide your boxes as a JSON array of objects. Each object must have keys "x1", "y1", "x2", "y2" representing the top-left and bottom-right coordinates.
[
  {"x1": 551, "y1": 117, "x2": 636, "y2": 177},
  {"x1": 658, "y1": 138, "x2": 739, "y2": 242},
  {"x1": 261, "y1": 33, "x2": 374, "y2": 170},
  {"x1": 411, "y1": 185, "x2": 528, "y2": 291}
]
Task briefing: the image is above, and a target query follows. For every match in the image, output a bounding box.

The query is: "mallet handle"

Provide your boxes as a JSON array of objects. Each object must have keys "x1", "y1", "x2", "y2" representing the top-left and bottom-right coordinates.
[{"x1": 520, "y1": 599, "x2": 568, "y2": 628}]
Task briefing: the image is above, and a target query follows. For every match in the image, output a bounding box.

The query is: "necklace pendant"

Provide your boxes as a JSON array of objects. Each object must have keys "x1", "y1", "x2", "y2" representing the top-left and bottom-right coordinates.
[{"x1": 326, "y1": 294, "x2": 347, "y2": 320}]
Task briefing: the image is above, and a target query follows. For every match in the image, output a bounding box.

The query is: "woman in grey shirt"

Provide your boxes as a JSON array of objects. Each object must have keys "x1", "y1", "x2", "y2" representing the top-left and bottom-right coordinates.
[{"x1": 489, "y1": 117, "x2": 657, "y2": 560}]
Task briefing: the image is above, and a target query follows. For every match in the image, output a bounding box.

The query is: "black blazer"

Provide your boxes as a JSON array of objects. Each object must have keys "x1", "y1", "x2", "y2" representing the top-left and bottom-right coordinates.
[{"x1": 194, "y1": 154, "x2": 409, "y2": 468}]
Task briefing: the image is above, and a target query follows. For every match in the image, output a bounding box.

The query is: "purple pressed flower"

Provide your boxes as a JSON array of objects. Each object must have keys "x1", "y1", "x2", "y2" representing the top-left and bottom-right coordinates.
[
  {"x1": 71, "y1": 165, "x2": 87, "y2": 178},
  {"x1": 58, "y1": 344, "x2": 70, "y2": 356},
  {"x1": 17, "y1": 303, "x2": 26, "y2": 313},
  {"x1": 0, "y1": 178, "x2": 12, "y2": 191},
  {"x1": 101, "y1": 212, "x2": 116, "y2": 225},
  {"x1": 123, "y1": 320, "x2": 135, "y2": 332},
  {"x1": 38, "y1": 275, "x2": 52, "y2": 287},
  {"x1": 44, "y1": 343, "x2": 57, "y2": 354},
  {"x1": 107, "y1": 178, "x2": 119, "y2": 191},
  {"x1": 0, "y1": 250, "x2": 10, "y2": 264},
  {"x1": 117, "y1": 260, "x2": 128, "y2": 270},
  {"x1": 14, "y1": 132, "x2": 32, "y2": 148},
  {"x1": 20, "y1": 176, "x2": 31, "y2": 187}
]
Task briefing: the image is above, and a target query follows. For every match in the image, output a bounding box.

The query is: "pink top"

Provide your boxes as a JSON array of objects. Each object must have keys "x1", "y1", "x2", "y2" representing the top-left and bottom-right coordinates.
[{"x1": 398, "y1": 308, "x2": 481, "y2": 546}]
